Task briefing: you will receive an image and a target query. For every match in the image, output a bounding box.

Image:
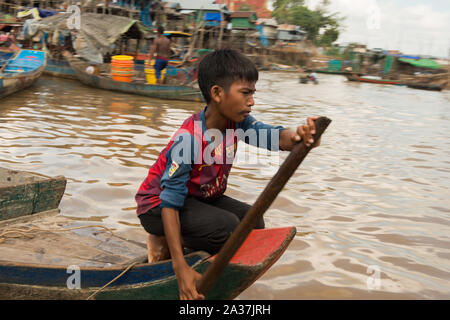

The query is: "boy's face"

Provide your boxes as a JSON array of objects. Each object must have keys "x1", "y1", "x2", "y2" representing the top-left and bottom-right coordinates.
[{"x1": 218, "y1": 79, "x2": 256, "y2": 123}]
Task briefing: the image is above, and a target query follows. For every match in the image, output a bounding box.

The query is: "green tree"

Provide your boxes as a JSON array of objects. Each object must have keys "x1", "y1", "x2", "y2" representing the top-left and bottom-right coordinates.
[
  {"x1": 272, "y1": 0, "x2": 305, "y2": 23},
  {"x1": 272, "y1": 0, "x2": 344, "y2": 47},
  {"x1": 319, "y1": 28, "x2": 339, "y2": 46}
]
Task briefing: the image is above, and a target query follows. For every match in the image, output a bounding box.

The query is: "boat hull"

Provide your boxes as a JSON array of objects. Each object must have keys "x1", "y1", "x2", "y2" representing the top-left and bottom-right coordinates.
[
  {"x1": 44, "y1": 58, "x2": 77, "y2": 79},
  {"x1": 67, "y1": 56, "x2": 203, "y2": 102},
  {"x1": 0, "y1": 226, "x2": 295, "y2": 299},
  {"x1": 315, "y1": 69, "x2": 351, "y2": 75},
  {"x1": 346, "y1": 74, "x2": 404, "y2": 85},
  {"x1": 407, "y1": 82, "x2": 443, "y2": 91},
  {"x1": 0, "y1": 49, "x2": 46, "y2": 99}
]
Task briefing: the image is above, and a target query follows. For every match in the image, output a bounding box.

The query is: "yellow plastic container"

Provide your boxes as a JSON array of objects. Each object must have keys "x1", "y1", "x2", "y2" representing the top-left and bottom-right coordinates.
[
  {"x1": 111, "y1": 55, "x2": 134, "y2": 61},
  {"x1": 145, "y1": 60, "x2": 165, "y2": 84}
]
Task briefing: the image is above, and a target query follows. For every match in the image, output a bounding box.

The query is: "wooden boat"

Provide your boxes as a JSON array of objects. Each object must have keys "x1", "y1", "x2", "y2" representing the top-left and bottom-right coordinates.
[
  {"x1": 270, "y1": 63, "x2": 299, "y2": 72},
  {"x1": 0, "y1": 49, "x2": 47, "y2": 98},
  {"x1": 299, "y1": 77, "x2": 309, "y2": 84},
  {"x1": 0, "y1": 167, "x2": 66, "y2": 221},
  {"x1": 0, "y1": 209, "x2": 295, "y2": 299},
  {"x1": 406, "y1": 82, "x2": 443, "y2": 91},
  {"x1": 314, "y1": 69, "x2": 352, "y2": 75},
  {"x1": 44, "y1": 57, "x2": 77, "y2": 80},
  {"x1": 65, "y1": 54, "x2": 204, "y2": 102},
  {"x1": 346, "y1": 74, "x2": 404, "y2": 85},
  {"x1": 0, "y1": 168, "x2": 295, "y2": 300}
]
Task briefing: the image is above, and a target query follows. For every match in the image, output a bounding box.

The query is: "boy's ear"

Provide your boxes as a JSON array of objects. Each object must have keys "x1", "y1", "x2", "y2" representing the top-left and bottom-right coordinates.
[{"x1": 210, "y1": 85, "x2": 224, "y2": 103}]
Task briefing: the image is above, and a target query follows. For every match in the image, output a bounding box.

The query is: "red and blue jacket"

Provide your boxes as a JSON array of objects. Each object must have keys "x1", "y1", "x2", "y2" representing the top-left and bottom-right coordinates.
[{"x1": 135, "y1": 107, "x2": 285, "y2": 215}]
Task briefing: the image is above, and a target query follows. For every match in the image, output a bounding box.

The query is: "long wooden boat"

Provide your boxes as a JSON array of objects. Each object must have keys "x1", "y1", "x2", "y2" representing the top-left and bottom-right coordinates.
[
  {"x1": 44, "y1": 57, "x2": 77, "y2": 80},
  {"x1": 406, "y1": 82, "x2": 443, "y2": 91},
  {"x1": 314, "y1": 69, "x2": 352, "y2": 75},
  {"x1": 0, "y1": 209, "x2": 295, "y2": 299},
  {"x1": 65, "y1": 54, "x2": 203, "y2": 102},
  {"x1": 0, "y1": 49, "x2": 46, "y2": 99},
  {"x1": 346, "y1": 74, "x2": 404, "y2": 85}
]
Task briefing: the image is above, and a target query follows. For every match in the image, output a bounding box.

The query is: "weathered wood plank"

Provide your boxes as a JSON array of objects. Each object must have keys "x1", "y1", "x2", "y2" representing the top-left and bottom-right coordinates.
[
  {"x1": 0, "y1": 168, "x2": 66, "y2": 221},
  {"x1": 0, "y1": 209, "x2": 60, "y2": 228}
]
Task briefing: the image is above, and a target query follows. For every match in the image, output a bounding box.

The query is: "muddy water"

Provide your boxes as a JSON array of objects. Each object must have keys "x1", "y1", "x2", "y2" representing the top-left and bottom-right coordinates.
[{"x1": 1, "y1": 73, "x2": 449, "y2": 299}]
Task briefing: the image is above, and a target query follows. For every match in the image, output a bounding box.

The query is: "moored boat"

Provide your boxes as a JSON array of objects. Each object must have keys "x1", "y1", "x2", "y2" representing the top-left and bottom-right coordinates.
[
  {"x1": 314, "y1": 69, "x2": 352, "y2": 75},
  {"x1": 406, "y1": 82, "x2": 443, "y2": 91},
  {"x1": 44, "y1": 57, "x2": 77, "y2": 79},
  {"x1": 0, "y1": 49, "x2": 46, "y2": 99},
  {"x1": 346, "y1": 74, "x2": 404, "y2": 85},
  {"x1": 65, "y1": 53, "x2": 203, "y2": 102}
]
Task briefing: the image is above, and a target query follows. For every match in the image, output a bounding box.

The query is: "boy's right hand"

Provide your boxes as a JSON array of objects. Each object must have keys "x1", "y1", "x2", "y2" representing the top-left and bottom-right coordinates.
[{"x1": 176, "y1": 264, "x2": 205, "y2": 300}]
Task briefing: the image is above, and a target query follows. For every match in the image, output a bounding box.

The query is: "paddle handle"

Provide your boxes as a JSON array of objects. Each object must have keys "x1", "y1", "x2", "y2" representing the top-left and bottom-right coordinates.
[{"x1": 197, "y1": 116, "x2": 332, "y2": 295}]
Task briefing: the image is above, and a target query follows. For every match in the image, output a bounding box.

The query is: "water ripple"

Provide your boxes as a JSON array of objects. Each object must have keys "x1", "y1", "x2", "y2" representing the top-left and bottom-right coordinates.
[{"x1": 1, "y1": 74, "x2": 449, "y2": 299}]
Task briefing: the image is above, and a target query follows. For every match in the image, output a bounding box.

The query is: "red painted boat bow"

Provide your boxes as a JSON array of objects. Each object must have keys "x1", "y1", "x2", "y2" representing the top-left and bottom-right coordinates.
[{"x1": 209, "y1": 226, "x2": 297, "y2": 267}]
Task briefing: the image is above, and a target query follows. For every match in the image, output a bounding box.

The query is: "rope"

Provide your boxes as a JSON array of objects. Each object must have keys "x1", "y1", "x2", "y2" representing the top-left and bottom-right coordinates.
[{"x1": 86, "y1": 261, "x2": 140, "y2": 300}]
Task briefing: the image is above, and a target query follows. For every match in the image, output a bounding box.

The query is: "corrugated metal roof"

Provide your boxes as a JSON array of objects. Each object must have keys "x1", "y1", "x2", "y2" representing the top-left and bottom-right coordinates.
[
  {"x1": 179, "y1": 9, "x2": 195, "y2": 14},
  {"x1": 277, "y1": 24, "x2": 306, "y2": 34},
  {"x1": 277, "y1": 24, "x2": 295, "y2": 30},
  {"x1": 257, "y1": 18, "x2": 278, "y2": 27},
  {"x1": 175, "y1": 0, "x2": 223, "y2": 11}
]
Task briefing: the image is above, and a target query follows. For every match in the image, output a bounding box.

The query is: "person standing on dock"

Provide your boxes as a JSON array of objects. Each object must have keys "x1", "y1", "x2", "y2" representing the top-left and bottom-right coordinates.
[{"x1": 148, "y1": 26, "x2": 171, "y2": 84}]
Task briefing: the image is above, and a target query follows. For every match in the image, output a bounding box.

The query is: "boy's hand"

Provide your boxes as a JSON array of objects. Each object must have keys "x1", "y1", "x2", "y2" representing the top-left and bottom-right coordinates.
[
  {"x1": 292, "y1": 116, "x2": 321, "y2": 148},
  {"x1": 176, "y1": 264, "x2": 205, "y2": 300}
]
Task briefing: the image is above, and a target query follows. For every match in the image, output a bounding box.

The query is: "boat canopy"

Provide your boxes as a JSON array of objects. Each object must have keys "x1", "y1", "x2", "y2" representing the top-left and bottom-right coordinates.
[
  {"x1": 398, "y1": 58, "x2": 441, "y2": 70},
  {"x1": 26, "y1": 13, "x2": 153, "y2": 64}
]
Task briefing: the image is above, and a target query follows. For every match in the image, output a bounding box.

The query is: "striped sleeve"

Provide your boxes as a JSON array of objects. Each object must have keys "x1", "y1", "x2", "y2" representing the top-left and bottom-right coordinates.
[
  {"x1": 159, "y1": 131, "x2": 195, "y2": 210},
  {"x1": 236, "y1": 115, "x2": 286, "y2": 151}
]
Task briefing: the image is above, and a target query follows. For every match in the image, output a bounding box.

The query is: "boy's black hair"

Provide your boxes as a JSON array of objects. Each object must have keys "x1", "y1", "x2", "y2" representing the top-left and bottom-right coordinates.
[
  {"x1": 157, "y1": 26, "x2": 164, "y2": 34},
  {"x1": 197, "y1": 49, "x2": 258, "y2": 104}
]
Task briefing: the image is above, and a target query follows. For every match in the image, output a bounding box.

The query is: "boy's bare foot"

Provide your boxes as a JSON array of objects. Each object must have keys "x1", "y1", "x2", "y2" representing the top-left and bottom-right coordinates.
[{"x1": 146, "y1": 234, "x2": 170, "y2": 263}]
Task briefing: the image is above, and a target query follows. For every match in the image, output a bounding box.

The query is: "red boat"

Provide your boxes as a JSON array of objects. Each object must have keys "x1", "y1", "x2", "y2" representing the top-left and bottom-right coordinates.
[{"x1": 346, "y1": 74, "x2": 404, "y2": 85}]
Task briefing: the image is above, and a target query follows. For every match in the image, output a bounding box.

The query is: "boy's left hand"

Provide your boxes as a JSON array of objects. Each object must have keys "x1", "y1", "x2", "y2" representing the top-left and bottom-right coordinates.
[{"x1": 292, "y1": 116, "x2": 321, "y2": 148}]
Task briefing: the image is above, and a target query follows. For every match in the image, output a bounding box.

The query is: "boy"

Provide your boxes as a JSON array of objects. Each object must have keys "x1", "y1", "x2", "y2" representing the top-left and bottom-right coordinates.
[{"x1": 135, "y1": 49, "x2": 320, "y2": 300}]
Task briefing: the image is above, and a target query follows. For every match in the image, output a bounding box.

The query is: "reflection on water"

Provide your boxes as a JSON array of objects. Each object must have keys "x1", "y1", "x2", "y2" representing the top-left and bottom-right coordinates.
[{"x1": 1, "y1": 74, "x2": 449, "y2": 299}]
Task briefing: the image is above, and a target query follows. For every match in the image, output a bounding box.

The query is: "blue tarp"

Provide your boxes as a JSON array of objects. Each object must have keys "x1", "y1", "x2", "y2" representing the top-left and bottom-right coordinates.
[
  {"x1": 383, "y1": 51, "x2": 421, "y2": 60},
  {"x1": 257, "y1": 24, "x2": 268, "y2": 47},
  {"x1": 37, "y1": 8, "x2": 57, "y2": 18},
  {"x1": 204, "y1": 12, "x2": 222, "y2": 21}
]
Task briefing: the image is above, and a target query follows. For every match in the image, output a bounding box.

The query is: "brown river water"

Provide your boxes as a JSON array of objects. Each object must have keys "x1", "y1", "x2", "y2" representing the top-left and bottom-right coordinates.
[{"x1": 1, "y1": 73, "x2": 449, "y2": 299}]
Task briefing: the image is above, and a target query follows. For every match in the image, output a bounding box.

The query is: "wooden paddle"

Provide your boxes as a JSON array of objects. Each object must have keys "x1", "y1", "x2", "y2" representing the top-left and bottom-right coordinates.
[{"x1": 197, "y1": 116, "x2": 332, "y2": 296}]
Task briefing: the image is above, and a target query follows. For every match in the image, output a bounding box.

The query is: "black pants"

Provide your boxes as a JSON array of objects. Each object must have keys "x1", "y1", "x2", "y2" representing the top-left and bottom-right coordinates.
[{"x1": 138, "y1": 195, "x2": 264, "y2": 255}]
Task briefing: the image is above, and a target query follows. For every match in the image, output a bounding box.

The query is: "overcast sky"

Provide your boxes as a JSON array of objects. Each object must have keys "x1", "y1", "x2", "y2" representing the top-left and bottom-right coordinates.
[{"x1": 268, "y1": 0, "x2": 449, "y2": 58}]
